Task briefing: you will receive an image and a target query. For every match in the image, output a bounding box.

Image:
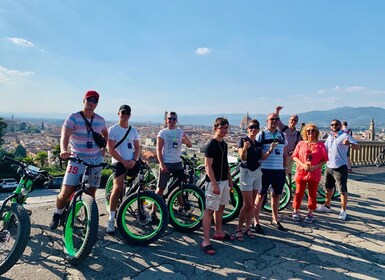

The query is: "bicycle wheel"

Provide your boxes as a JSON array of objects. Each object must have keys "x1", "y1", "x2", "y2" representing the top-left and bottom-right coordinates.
[
  {"x1": 104, "y1": 174, "x2": 114, "y2": 212},
  {"x1": 0, "y1": 204, "x2": 31, "y2": 275},
  {"x1": 168, "y1": 184, "x2": 205, "y2": 233},
  {"x1": 222, "y1": 181, "x2": 243, "y2": 224},
  {"x1": 63, "y1": 194, "x2": 99, "y2": 265},
  {"x1": 262, "y1": 182, "x2": 292, "y2": 212},
  {"x1": 117, "y1": 191, "x2": 168, "y2": 246},
  {"x1": 375, "y1": 152, "x2": 385, "y2": 167}
]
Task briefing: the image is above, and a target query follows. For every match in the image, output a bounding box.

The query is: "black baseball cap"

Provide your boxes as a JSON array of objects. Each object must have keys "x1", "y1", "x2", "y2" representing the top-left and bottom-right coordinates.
[{"x1": 119, "y1": 105, "x2": 131, "y2": 114}]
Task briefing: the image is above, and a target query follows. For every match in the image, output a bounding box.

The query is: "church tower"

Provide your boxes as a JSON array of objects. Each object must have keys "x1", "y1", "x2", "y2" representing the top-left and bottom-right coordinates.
[{"x1": 368, "y1": 118, "x2": 375, "y2": 141}]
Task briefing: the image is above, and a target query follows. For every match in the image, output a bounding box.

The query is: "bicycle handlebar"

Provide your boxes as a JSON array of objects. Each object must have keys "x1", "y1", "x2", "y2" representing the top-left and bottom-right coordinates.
[
  {"x1": 3, "y1": 156, "x2": 27, "y2": 167},
  {"x1": 65, "y1": 156, "x2": 113, "y2": 169}
]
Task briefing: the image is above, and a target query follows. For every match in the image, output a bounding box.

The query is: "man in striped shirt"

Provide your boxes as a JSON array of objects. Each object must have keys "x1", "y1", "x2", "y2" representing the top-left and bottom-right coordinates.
[{"x1": 50, "y1": 90, "x2": 108, "y2": 230}]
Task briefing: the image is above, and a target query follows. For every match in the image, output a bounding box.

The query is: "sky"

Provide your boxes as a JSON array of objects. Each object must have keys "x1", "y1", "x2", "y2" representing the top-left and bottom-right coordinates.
[{"x1": 1, "y1": 0, "x2": 385, "y2": 121}]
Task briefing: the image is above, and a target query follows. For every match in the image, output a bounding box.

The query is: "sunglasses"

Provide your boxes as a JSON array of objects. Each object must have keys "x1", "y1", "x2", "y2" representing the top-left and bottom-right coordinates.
[
  {"x1": 86, "y1": 97, "x2": 98, "y2": 104},
  {"x1": 168, "y1": 117, "x2": 177, "y2": 121},
  {"x1": 330, "y1": 123, "x2": 339, "y2": 126},
  {"x1": 120, "y1": 110, "x2": 130, "y2": 115},
  {"x1": 306, "y1": 129, "x2": 316, "y2": 133},
  {"x1": 248, "y1": 125, "x2": 259, "y2": 130},
  {"x1": 291, "y1": 119, "x2": 298, "y2": 122},
  {"x1": 269, "y1": 117, "x2": 280, "y2": 121},
  {"x1": 218, "y1": 126, "x2": 229, "y2": 130}
]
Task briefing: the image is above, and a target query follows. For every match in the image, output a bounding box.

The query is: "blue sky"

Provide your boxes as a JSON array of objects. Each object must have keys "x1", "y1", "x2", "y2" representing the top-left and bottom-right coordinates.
[{"x1": 1, "y1": 0, "x2": 385, "y2": 121}]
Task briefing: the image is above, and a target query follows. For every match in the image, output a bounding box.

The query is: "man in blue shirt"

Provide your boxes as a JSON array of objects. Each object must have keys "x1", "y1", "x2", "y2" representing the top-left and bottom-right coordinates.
[{"x1": 317, "y1": 119, "x2": 360, "y2": 221}]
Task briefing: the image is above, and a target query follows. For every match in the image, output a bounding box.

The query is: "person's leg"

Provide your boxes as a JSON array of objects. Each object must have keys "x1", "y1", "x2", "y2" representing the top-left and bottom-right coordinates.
[
  {"x1": 56, "y1": 185, "x2": 76, "y2": 210},
  {"x1": 238, "y1": 191, "x2": 253, "y2": 231},
  {"x1": 202, "y1": 209, "x2": 214, "y2": 246},
  {"x1": 271, "y1": 192, "x2": 280, "y2": 223},
  {"x1": 109, "y1": 174, "x2": 125, "y2": 215},
  {"x1": 151, "y1": 170, "x2": 169, "y2": 215},
  {"x1": 253, "y1": 193, "x2": 265, "y2": 226},
  {"x1": 323, "y1": 168, "x2": 335, "y2": 208},
  {"x1": 292, "y1": 179, "x2": 307, "y2": 213},
  {"x1": 307, "y1": 180, "x2": 318, "y2": 215}
]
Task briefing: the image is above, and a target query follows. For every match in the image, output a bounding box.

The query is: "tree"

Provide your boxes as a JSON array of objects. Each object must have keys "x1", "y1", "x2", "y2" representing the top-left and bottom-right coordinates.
[
  {"x1": 0, "y1": 118, "x2": 7, "y2": 147},
  {"x1": 14, "y1": 144, "x2": 27, "y2": 158},
  {"x1": 34, "y1": 151, "x2": 48, "y2": 168}
]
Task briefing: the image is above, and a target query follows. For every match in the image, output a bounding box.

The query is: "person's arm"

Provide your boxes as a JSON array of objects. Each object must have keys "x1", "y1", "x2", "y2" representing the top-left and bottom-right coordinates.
[
  {"x1": 157, "y1": 136, "x2": 168, "y2": 173},
  {"x1": 182, "y1": 132, "x2": 192, "y2": 148},
  {"x1": 238, "y1": 139, "x2": 250, "y2": 160},
  {"x1": 100, "y1": 127, "x2": 108, "y2": 156},
  {"x1": 60, "y1": 126, "x2": 72, "y2": 159},
  {"x1": 133, "y1": 139, "x2": 140, "y2": 161},
  {"x1": 261, "y1": 142, "x2": 278, "y2": 160},
  {"x1": 107, "y1": 135, "x2": 130, "y2": 169},
  {"x1": 344, "y1": 135, "x2": 360, "y2": 150},
  {"x1": 205, "y1": 157, "x2": 220, "y2": 195},
  {"x1": 275, "y1": 106, "x2": 286, "y2": 130}
]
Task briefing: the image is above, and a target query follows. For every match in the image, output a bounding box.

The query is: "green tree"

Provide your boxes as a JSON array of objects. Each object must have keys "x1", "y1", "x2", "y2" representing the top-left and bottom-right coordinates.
[
  {"x1": 34, "y1": 151, "x2": 48, "y2": 168},
  {"x1": 0, "y1": 118, "x2": 7, "y2": 147},
  {"x1": 14, "y1": 144, "x2": 27, "y2": 158},
  {"x1": 22, "y1": 156, "x2": 35, "y2": 165}
]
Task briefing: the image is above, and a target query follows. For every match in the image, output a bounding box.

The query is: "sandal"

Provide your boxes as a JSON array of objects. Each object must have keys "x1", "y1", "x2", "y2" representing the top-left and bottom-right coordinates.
[
  {"x1": 245, "y1": 229, "x2": 256, "y2": 239},
  {"x1": 213, "y1": 232, "x2": 235, "y2": 241},
  {"x1": 235, "y1": 229, "x2": 244, "y2": 242},
  {"x1": 201, "y1": 243, "x2": 216, "y2": 255}
]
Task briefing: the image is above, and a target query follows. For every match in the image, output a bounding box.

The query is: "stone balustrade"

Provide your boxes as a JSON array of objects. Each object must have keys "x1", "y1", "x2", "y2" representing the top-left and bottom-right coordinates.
[{"x1": 351, "y1": 140, "x2": 385, "y2": 166}]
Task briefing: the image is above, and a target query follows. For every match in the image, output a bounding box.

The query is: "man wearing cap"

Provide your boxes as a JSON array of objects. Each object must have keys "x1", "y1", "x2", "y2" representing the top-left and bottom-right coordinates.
[
  {"x1": 106, "y1": 105, "x2": 141, "y2": 233},
  {"x1": 151, "y1": 112, "x2": 192, "y2": 221},
  {"x1": 50, "y1": 90, "x2": 108, "y2": 230}
]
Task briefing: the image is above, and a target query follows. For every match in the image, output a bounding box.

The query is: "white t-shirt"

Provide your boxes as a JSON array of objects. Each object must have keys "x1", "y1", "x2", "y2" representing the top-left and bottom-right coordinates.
[
  {"x1": 158, "y1": 128, "x2": 183, "y2": 163},
  {"x1": 108, "y1": 124, "x2": 140, "y2": 163}
]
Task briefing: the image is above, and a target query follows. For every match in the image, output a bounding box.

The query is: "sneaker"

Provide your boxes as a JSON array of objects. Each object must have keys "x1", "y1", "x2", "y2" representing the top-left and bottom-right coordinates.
[
  {"x1": 316, "y1": 205, "x2": 332, "y2": 213},
  {"x1": 292, "y1": 211, "x2": 301, "y2": 221},
  {"x1": 106, "y1": 219, "x2": 115, "y2": 233},
  {"x1": 0, "y1": 230, "x2": 10, "y2": 242},
  {"x1": 338, "y1": 210, "x2": 347, "y2": 221},
  {"x1": 49, "y1": 213, "x2": 62, "y2": 230},
  {"x1": 253, "y1": 223, "x2": 264, "y2": 235},
  {"x1": 304, "y1": 214, "x2": 314, "y2": 223}
]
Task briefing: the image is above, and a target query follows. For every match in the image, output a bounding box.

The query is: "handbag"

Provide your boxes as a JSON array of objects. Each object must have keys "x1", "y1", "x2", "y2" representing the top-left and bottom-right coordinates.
[{"x1": 79, "y1": 111, "x2": 107, "y2": 148}]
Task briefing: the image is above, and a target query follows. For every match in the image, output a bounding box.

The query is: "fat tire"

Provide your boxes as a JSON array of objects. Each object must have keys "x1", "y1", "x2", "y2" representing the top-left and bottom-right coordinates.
[
  {"x1": 0, "y1": 204, "x2": 31, "y2": 275},
  {"x1": 117, "y1": 191, "x2": 168, "y2": 246},
  {"x1": 104, "y1": 174, "x2": 114, "y2": 212},
  {"x1": 63, "y1": 194, "x2": 99, "y2": 265},
  {"x1": 168, "y1": 184, "x2": 205, "y2": 233}
]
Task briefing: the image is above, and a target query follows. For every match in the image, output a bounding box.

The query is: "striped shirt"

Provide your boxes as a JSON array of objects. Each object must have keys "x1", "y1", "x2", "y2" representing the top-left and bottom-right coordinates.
[
  {"x1": 257, "y1": 129, "x2": 286, "y2": 170},
  {"x1": 63, "y1": 111, "x2": 107, "y2": 159}
]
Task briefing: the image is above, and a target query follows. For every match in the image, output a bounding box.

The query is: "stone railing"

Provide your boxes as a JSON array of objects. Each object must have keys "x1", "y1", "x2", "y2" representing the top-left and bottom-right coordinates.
[{"x1": 351, "y1": 140, "x2": 385, "y2": 166}]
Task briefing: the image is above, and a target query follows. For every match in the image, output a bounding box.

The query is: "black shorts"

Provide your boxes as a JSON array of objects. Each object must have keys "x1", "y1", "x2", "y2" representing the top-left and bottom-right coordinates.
[
  {"x1": 260, "y1": 169, "x2": 286, "y2": 195},
  {"x1": 113, "y1": 161, "x2": 141, "y2": 179},
  {"x1": 325, "y1": 165, "x2": 348, "y2": 193}
]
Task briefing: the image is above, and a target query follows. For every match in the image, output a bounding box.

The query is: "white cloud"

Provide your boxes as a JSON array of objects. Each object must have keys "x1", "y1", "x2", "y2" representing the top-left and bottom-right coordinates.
[
  {"x1": 7, "y1": 37, "x2": 34, "y2": 47},
  {"x1": 317, "y1": 85, "x2": 368, "y2": 94},
  {"x1": 0, "y1": 65, "x2": 34, "y2": 84},
  {"x1": 195, "y1": 47, "x2": 211, "y2": 56}
]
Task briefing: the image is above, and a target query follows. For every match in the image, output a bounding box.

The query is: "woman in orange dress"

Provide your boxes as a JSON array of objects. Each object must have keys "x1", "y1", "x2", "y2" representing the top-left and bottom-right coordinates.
[{"x1": 291, "y1": 123, "x2": 328, "y2": 223}]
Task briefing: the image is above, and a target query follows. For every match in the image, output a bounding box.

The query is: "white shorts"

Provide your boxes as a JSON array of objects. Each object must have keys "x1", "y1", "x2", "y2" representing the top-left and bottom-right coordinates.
[
  {"x1": 205, "y1": 180, "x2": 230, "y2": 211},
  {"x1": 63, "y1": 156, "x2": 103, "y2": 188},
  {"x1": 239, "y1": 167, "x2": 262, "y2": 192}
]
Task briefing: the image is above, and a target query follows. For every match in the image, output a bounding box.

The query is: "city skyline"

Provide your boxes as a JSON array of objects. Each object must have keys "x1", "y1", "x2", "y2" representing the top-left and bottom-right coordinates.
[{"x1": 1, "y1": 1, "x2": 385, "y2": 117}]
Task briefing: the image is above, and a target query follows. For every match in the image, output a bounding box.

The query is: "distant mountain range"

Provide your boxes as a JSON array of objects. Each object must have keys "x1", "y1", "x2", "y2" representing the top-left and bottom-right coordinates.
[{"x1": 1, "y1": 106, "x2": 384, "y2": 129}]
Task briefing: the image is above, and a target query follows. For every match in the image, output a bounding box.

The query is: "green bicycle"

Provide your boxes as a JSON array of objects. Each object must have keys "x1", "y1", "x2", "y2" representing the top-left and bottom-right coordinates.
[{"x1": 1, "y1": 156, "x2": 49, "y2": 275}]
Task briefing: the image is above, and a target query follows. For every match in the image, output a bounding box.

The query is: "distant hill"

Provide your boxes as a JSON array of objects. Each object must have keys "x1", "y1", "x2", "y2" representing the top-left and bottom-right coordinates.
[{"x1": 1, "y1": 106, "x2": 384, "y2": 129}]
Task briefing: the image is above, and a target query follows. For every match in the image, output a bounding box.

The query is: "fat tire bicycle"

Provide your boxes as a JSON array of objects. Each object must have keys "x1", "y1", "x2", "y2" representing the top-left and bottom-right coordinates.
[
  {"x1": 153, "y1": 155, "x2": 205, "y2": 233},
  {"x1": 0, "y1": 156, "x2": 49, "y2": 275},
  {"x1": 58, "y1": 156, "x2": 112, "y2": 265},
  {"x1": 375, "y1": 148, "x2": 385, "y2": 167},
  {"x1": 105, "y1": 159, "x2": 168, "y2": 246}
]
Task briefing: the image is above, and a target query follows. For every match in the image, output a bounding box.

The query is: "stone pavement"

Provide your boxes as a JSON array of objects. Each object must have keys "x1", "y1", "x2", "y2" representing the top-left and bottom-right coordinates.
[{"x1": 1, "y1": 166, "x2": 384, "y2": 279}]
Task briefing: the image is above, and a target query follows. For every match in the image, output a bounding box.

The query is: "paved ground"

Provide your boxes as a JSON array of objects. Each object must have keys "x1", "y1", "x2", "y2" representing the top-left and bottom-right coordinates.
[{"x1": 1, "y1": 166, "x2": 384, "y2": 280}]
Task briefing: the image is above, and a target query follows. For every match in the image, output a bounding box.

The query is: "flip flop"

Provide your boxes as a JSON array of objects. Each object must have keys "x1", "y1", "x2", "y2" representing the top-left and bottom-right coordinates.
[
  {"x1": 201, "y1": 243, "x2": 216, "y2": 255},
  {"x1": 235, "y1": 229, "x2": 244, "y2": 242},
  {"x1": 245, "y1": 229, "x2": 256, "y2": 239},
  {"x1": 213, "y1": 232, "x2": 235, "y2": 241}
]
